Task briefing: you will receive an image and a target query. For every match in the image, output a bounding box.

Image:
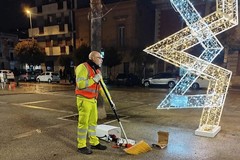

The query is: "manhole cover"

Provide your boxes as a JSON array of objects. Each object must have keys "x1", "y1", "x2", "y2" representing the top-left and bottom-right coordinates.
[{"x1": 60, "y1": 113, "x2": 125, "y2": 124}]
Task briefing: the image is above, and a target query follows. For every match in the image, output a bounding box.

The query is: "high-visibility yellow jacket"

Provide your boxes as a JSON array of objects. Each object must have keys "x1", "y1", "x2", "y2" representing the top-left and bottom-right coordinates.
[{"x1": 75, "y1": 62, "x2": 111, "y2": 102}]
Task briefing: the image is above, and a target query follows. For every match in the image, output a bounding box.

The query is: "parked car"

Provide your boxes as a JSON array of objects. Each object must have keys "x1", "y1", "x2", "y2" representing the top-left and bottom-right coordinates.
[
  {"x1": 191, "y1": 77, "x2": 209, "y2": 89},
  {"x1": 0, "y1": 70, "x2": 15, "y2": 82},
  {"x1": 116, "y1": 73, "x2": 140, "y2": 86},
  {"x1": 18, "y1": 71, "x2": 37, "y2": 82},
  {"x1": 36, "y1": 72, "x2": 60, "y2": 83},
  {"x1": 142, "y1": 72, "x2": 179, "y2": 88}
]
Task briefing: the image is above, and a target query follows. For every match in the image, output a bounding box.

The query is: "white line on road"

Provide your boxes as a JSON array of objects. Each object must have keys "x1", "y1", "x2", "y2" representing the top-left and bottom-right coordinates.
[
  {"x1": 13, "y1": 123, "x2": 73, "y2": 140},
  {"x1": 12, "y1": 103, "x2": 74, "y2": 114},
  {"x1": 20, "y1": 100, "x2": 51, "y2": 105},
  {"x1": 37, "y1": 92, "x2": 75, "y2": 98}
]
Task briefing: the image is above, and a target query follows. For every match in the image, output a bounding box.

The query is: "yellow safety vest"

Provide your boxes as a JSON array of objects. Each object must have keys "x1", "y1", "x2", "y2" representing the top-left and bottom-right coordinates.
[{"x1": 75, "y1": 62, "x2": 100, "y2": 99}]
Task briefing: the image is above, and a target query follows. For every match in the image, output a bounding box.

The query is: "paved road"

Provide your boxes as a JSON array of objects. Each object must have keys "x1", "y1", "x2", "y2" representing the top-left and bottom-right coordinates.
[{"x1": 0, "y1": 83, "x2": 240, "y2": 160}]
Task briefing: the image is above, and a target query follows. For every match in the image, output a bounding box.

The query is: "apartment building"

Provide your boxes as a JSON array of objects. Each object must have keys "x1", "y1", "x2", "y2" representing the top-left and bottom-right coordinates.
[
  {"x1": 29, "y1": 0, "x2": 76, "y2": 72},
  {"x1": 0, "y1": 33, "x2": 18, "y2": 70}
]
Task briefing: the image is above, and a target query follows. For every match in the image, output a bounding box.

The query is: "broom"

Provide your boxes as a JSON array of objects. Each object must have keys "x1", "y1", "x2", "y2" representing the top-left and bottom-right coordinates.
[
  {"x1": 93, "y1": 67, "x2": 152, "y2": 154},
  {"x1": 92, "y1": 67, "x2": 132, "y2": 148}
]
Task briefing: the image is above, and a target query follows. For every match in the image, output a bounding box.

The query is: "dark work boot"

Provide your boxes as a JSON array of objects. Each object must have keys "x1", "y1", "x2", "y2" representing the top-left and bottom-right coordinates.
[
  {"x1": 91, "y1": 143, "x2": 107, "y2": 150},
  {"x1": 77, "y1": 147, "x2": 93, "y2": 155}
]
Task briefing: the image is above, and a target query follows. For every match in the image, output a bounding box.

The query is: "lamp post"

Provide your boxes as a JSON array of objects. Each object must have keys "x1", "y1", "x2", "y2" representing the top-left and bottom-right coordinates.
[{"x1": 26, "y1": 9, "x2": 33, "y2": 39}]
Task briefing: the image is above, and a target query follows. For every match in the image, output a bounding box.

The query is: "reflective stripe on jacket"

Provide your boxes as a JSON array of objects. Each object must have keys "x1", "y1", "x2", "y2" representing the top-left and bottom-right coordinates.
[{"x1": 75, "y1": 62, "x2": 100, "y2": 99}]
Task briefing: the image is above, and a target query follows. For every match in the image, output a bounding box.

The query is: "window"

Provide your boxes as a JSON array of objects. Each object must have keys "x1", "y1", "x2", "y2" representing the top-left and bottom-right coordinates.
[
  {"x1": 0, "y1": 52, "x2": 2, "y2": 57},
  {"x1": 10, "y1": 52, "x2": 14, "y2": 61},
  {"x1": 67, "y1": 0, "x2": 73, "y2": 9},
  {"x1": 57, "y1": 17, "x2": 62, "y2": 24},
  {"x1": 58, "y1": 1, "x2": 63, "y2": 9},
  {"x1": 118, "y1": 25, "x2": 125, "y2": 47},
  {"x1": 58, "y1": 38, "x2": 63, "y2": 45},
  {"x1": 59, "y1": 24, "x2": 65, "y2": 32},
  {"x1": 7, "y1": 41, "x2": 14, "y2": 47},
  {"x1": 53, "y1": 40, "x2": 58, "y2": 46},
  {"x1": 65, "y1": 38, "x2": 71, "y2": 45},
  {"x1": 60, "y1": 46, "x2": 66, "y2": 54},
  {"x1": 69, "y1": 45, "x2": 73, "y2": 52},
  {"x1": 65, "y1": 16, "x2": 69, "y2": 23},
  {"x1": 37, "y1": 6, "x2": 42, "y2": 13},
  {"x1": 46, "y1": 39, "x2": 51, "y2": 47},
  {"x1": 48, "y1": 15, "x2": 53, "y2": 24},
  {"x1": 39, "y1": 26, "x2": 44, "y2": 34}
]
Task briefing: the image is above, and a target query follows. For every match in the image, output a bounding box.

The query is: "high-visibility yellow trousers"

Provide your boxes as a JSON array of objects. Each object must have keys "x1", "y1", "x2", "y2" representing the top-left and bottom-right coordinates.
[{"x1": 76, "y1": 97, "x2": 99, "y2": 148}]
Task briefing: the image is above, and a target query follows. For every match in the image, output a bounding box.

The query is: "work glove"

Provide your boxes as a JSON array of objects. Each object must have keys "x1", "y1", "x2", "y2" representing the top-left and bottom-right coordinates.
[
  {"x1": 110, "y1": 99, "x2": 116, "y2": 110},
  {"x1": 93, "y1": 73, "x2": 102, "y2": 83}
]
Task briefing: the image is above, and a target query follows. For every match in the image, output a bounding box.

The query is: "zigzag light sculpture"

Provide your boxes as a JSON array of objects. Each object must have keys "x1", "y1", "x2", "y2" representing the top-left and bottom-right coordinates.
[{"x1": 144, "y1": 0, "x2": 238, "y2": 137}]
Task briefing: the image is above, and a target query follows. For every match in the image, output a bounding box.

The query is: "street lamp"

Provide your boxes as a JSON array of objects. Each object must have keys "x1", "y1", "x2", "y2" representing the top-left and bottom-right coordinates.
[{"x1": 26, "y1": 9, "x2": 33, "y2": 39}]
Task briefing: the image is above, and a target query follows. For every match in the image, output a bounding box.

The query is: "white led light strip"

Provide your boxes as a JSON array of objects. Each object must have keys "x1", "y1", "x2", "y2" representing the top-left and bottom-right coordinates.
[{"x1": 144, "y1": 0, "x2": 238, "y2": 137}]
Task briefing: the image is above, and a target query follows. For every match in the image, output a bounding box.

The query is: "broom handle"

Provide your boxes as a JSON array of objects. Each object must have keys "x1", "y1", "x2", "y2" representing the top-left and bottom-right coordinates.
[
  {"x1": 99, "y1": 79, "x2": 129, "y2": 144},
  {"x1": 92, "y1": 67, "x2": 129, "y2": 144}
]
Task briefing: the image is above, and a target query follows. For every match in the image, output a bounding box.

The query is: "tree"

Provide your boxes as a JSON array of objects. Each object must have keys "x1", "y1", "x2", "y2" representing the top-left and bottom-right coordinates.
[
  {"x1": 102, "y1": 47, "x2": 122, "y2": 78},
  {"x1": 14, "y1": 39, "x2": 46, "y2": 66},
  {"x1": 57, "y1": 54, "x2": 73, "y2": 79},
  {"x1": 130, "y1": 48, "x2": 156, "y2": 78},
  {"x1": 73, "y1": 43, "x2": 91, "y2": 66}
]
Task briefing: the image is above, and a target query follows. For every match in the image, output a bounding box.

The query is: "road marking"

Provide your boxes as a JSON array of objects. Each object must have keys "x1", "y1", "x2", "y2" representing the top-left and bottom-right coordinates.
[
  {"x1": 20, "y1": 100, "x2": 51, "y2": 105},
  {"x1": 13, "y1": 123, "x2": 73, "y2": 140},
  {"x1": 36, "y1": 92, "x2": 75, "y2": 98},
  {"x1": 13, "y1": 129, "x2": 41, "y2": 139},
  {"x1": 17, "y1": 104, "x2": 74, "y2": 114},
  {"x1": 58, "y1": 113, "x2": 78, "y2": 122}
]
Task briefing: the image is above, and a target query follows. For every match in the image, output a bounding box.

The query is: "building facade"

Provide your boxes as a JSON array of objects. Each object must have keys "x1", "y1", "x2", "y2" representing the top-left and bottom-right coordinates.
[
  {"x1": 29, "y1": 0, "x2": 76, "y2": 72},
  {"x1": 27, "y1": 0, "x2": 240, "y2": 85},
  {"x1": 0, "y1": 33, "x2": 18, "y2": 70},
  {"x1": 75, "y1": 0, "x2": 154, "y2": 78}
]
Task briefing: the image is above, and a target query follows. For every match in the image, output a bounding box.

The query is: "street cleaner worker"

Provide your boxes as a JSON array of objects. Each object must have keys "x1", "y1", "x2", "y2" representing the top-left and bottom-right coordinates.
[{"x1": 75, "y1": 51, "x2": 115, "y2": 155}]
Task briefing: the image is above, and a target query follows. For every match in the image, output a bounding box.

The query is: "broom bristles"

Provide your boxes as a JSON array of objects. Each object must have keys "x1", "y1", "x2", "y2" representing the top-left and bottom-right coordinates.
[{"x1": 124, "y1": 140, "x2": 152, "y2": 155}]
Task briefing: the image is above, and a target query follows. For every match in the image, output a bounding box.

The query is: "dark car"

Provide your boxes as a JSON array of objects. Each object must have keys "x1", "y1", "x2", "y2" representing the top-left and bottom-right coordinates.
[
  {"x1": 18, "y1": 71, "x2": 37, "y2": 82},
  {"x1": 116, "y1": 73, "x2": 140, "y2": 86}
]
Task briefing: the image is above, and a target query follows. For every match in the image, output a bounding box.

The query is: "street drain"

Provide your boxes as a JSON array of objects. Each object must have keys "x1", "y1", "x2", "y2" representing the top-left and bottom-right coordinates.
[{"x1": 59, "y1": 113, "x2": 125, "y2": 124}]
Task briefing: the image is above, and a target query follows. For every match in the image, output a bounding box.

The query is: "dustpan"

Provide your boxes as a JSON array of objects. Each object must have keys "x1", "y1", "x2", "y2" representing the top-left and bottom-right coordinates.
[{"x1": 124, "y1": 140, "x2": 152, "y2": 155}]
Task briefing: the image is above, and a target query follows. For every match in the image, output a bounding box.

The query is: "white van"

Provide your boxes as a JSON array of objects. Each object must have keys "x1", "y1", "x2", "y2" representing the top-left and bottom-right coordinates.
[{"x1": 0, "y1": 70, "x2": 15, "y2": 82}]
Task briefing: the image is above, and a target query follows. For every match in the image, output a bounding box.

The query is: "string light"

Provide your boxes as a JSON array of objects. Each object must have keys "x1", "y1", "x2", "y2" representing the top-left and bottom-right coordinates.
[{"x1": 144, "y1": 0, "x2": 238, "y2": 137}]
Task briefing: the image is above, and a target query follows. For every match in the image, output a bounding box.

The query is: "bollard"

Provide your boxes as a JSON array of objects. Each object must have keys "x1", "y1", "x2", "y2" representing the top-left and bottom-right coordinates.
[
  {"x1": 12, "y1": 82, "x2": 16, "y2": 90},
  {"x1": 8, "y1": 82, "x2": 16, "y2": 91}
]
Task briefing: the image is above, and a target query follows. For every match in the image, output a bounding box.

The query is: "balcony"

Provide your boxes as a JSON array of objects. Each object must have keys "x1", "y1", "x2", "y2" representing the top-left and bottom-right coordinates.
[
  {"x1": 28, "y1": 24, "x2": 69, "y2": 37},
  {"x1": 45, "y1": 46, "x2": 70, "y2": 56}
]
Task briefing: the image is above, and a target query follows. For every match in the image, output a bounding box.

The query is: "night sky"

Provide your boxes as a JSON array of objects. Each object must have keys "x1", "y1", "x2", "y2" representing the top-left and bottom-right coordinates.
[{"x1": 0, "y1": 0, "x2": 33, "y2": 33}]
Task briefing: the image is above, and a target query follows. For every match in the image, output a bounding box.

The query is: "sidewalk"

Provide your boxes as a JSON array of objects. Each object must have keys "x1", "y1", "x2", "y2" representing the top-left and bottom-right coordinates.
[{"x1": 0, "y1": 80, "x2": 74, "y2": 95}]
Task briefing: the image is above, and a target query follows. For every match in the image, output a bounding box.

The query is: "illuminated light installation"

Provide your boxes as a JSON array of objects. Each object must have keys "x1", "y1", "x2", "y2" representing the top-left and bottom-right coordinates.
[{"x1": 144, "y1": 0, "x2": 238, "y2": 137}]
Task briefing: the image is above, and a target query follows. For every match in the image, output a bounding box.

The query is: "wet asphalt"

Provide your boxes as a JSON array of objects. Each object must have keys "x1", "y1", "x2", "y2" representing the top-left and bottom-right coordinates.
[{"x1": 0, "y1": 82, "x2": 240, "y2": 160}]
